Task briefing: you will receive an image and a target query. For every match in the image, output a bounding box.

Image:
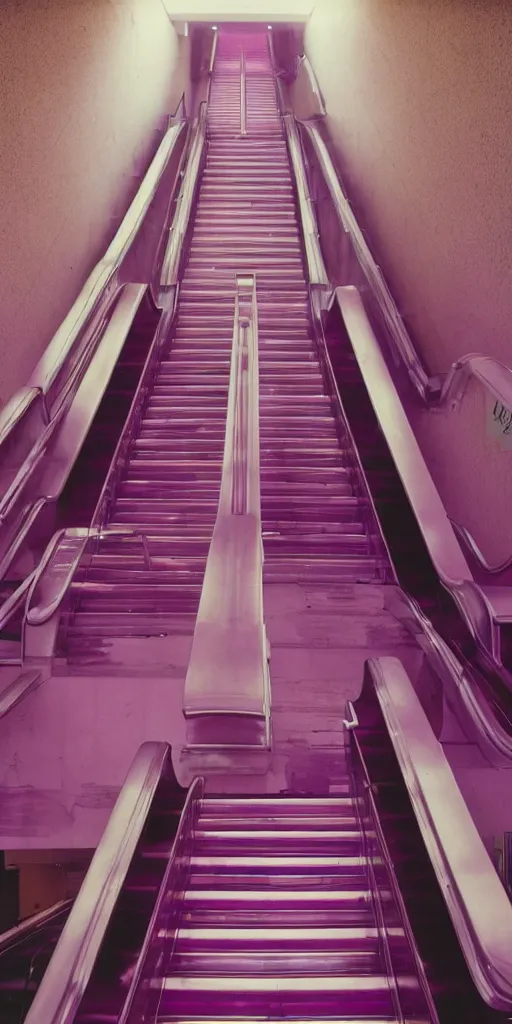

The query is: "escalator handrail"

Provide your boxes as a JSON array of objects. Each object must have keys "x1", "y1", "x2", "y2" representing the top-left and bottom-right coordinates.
[
  {"x1": 183, "y1": 276, "x2": 270, "y2": 726},
  {"x1": 0, "y1": 497, "x2": 46, "y2": 580},
  {"x1": 0, "y1": 118, "x2": 187, "y2": 488},
  {"x1": 0, "y1": 282, "x2": 147, "y2": 564},
  {"x1": 0, "y1": 900, "x2": 72, "y2": 955},
  {"x1": 280, "y1": 88, "x2": 512, "y2": 674},
  {"x1": 347, "y1": 714, "x2": 440, "y2": 1024},
  {"x1": 0, "y1": 570, "x2": 36, "y2": 631},
  {"x1": 283, "y1": 114, "x2": 329, "y2": 288},
  {"x1": 301, "y1": 117, "x2": 433, "y2": 399},
  {"x1": 387, "y1": 586, "x2": 512, "y2": 763},
  {"x1": 24, "y1": 526, "x2": 145, "y2": 630},
  {"x1": 450, "y1": 517, "x2": 512, "y2": 578},
  {"x1": 21, "y1": 306, "x2": 182, "y2": 661},
  {"x1": 24, "y1": 741, "x2": 177, "y2": 1024},
  {"x1": 28, "y1": 119, "x2": 186, "y2": 404},
  {"x1": 118, "y1": 774, "x2": 204, "y2": 1023},
  {"x1": 267, "y1": 30, "x2": 288, "y2": 113},
  {"x1": 160, "y1": 103, "x2": 208, "y2": 292},
  {"x1": 302, "y1": 118, "x2": 512, "y2": 420},
  {"x1": 297, "y1": 54, "x2": 327, "y2": 116},
  {"x1": 0, "y1": 388, "x2": 45, "y2": 447},
  {"x1": 439, "y1": 351, "x2": 512, "y2": 414},
  {"x1": 361, "y1": 655, "x2": 512, "y2": 1011},
  {"x1": 336, "y1": 285, "x2": 512, "y2": 667},
  {"x1": 336, "y1": 286, "x2": 471, "y2": 586},
  {"x1": 0, "y1": 668, "x2": 42, "y2": 718}
]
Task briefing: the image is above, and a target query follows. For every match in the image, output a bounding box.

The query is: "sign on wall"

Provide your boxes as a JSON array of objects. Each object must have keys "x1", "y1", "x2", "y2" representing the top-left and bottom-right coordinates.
[{"x1": 487, "y1": 393, "x2": 512, "y2": 451}]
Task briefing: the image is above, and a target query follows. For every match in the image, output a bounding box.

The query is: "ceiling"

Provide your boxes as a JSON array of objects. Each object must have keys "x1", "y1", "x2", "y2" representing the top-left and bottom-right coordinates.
[{"x1": 164, "y1": 0, "x2": 313, "y2": 24}]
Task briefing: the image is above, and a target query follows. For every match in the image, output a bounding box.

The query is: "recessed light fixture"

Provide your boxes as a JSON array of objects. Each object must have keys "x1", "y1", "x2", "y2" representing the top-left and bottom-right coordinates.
[
  {"x1": 268, "y1": 24, "x2": 272, "y2": 29},
  {"x1": 212, "y1": 24, "x2": 218, "y2": 30}
]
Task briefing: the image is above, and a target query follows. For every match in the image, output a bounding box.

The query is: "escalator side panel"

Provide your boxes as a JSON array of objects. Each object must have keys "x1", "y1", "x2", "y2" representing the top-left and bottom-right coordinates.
[
  {"x1": 0, "y1": 902, "x2": 72, "y2": 1024},
  {"x1": 353, "y1": 659, "x2": 510, "y2": 1023}
]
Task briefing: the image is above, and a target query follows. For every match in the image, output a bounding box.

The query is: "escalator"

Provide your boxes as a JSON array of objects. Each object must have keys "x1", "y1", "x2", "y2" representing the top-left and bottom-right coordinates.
[
  {"x1": 26, "y1": 723, "x2": 511, "y2": 1023},
  {"x1": 126, "y1": 790, "x2": 429, "y2": 1022},
  {"x1": 7, "y1": 24, "x2": 512, "y2": 1024},
  {"x1": 56, "y1": 28, "x2": 388, "y2": 668},
  {"x1": 0, "y1": 293, "x2": 160, "y2": 653}
]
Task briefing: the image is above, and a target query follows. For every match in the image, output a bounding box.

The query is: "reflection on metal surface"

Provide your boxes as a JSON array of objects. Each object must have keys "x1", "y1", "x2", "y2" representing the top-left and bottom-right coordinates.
[
  {"x1": 298, "y1": 54, "x2": 326, "y2": 116},
  {"x1": 451, "y1": 517, "x2": 512, "y2": 578},
  {"x1": 160, "y1": 106, "x2": 207, "y2": 292},
  {"x1": 441, "y1": 353, "x2": 512, "y2": 417},
  {"x1": 240, "y1": 52, "x2": 247, "y2": 136},
  {"x1": 121, "y1": 775, "x2": 203, "y2": 1024},
  {"x1": 301, "y1": 119, "x2": 433, "y2": 401},
  {"x1": 348, "y1": 716, "x2": 439, "y2": 1024},
  {"x1": 13, "y1": 27, "x2": 512, "y2": 1024},
  {"x1": 283, "y1": 114, "x2": 329, "y2": 289},
  {"x1": 0, "y1": 119, "x2": 190, "y2": 652},
  {"x1": 342, "y1": 700, "x2": 359, "y2": 731},
  {"x1": 386, "y1": 586, "x2": 512, "y2": 765},
  {"x1": 0, "y1": 668, "x2": 42, "y2": 719},
  {"x1": 303, "y1": 118, "x2": 512, "y2": 425},
  {"x1": 25, "y1": 742, "x2": 183, "y2": 1024},
  {"x1": 183, "y1": 275, "x2": 270, "y2": 747},
  {"x1": 355, "y1": 656, "x2": 512, "y2": 1011},
  {"x1": 22, "y1": 527, "x2": 151, "y2": 660},
  {"x1": 336, "y1": 284, "x2": 512, "y2": 669}
]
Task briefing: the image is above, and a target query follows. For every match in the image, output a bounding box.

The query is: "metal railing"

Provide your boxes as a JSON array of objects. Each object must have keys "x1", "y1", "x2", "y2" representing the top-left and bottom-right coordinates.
[
  {"x1": 450, "y1": 518, "x2": 512, "y2": 579},
  {"x1": 21, "y1": 526, "x2": 153, "y2": 662},
  {"x1": 281, "y1": 101, "x2": 512, "y2": 674},
  {"x1": 183, "y1": 275, "x2": 270, "y2": 748},
  {"x1": 19, "y1": 113, "x2": 206, "y2": 664},
  {"x1": 336, "y1": 284, "x2": 512, "y2": 670},
  {"x1": 0, "y1": 118, "x2": 189, "y2": 595},
  {"x1": 160, "y1": 104, "x2": 208, "y2": 293},
  {"x1": 386, "y1": 586, "x2": 512, "y2": 765},
  {"x1": 121, "y1": 776, "x2": 204, "y2": 1024},
  {"x1": 0, "y1": 119, "x2": 186, "y2": 437},
  {"x1": 240, "y1": 52, "x2": 248, "y2": 136},
  {"x1": 354, "y1": 656, "x2": 512, "y2": 1012},
  {"x1": 0, "y1": 900, "x2": 71, "y2": 953},
  {"x1": 25, "y1": 742, "x2": 183, "y2": 1024},
  {"x1": 283, "y1": 114, "x2": 329, "y2": 289},
  {"x1": 0, "y1": 100, "x2": 208, "y2": 658},
  {"x1": 297, "y1": 54, "x2": 326, "y2": 117},
  {"x1": 300, "y1": 118, "x2": 512, "y2": 422},
  {"x1": 347, "y1": 715, "x2": 439, "y2": 1024},
  {"x1": 300, "y1": 119, "x2": 434, "y2": 398}
]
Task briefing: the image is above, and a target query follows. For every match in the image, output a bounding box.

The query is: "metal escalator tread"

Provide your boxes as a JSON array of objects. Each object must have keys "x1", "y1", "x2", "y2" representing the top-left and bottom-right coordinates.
[
  {"x1": 154, "y1": 792, "x2": 425, "y2": 1022},
  {"x1": 62, "y1": 25, "x2": 386, "y2": 662}
]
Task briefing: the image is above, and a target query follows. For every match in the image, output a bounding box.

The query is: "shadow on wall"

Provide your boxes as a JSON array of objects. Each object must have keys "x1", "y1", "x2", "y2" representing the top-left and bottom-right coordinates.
[
  {"x1": 0, "y1": 0, "x2": 189, "y2": 411},
  {"x1": 304, "y1": 0, "x2": 512, "y2": 565}
]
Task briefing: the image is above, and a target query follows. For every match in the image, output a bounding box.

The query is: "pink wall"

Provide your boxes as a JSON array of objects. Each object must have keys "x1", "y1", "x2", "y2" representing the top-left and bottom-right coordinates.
[
  {"x1": 0, "y1": 0, "x2": 188, "y2": 410},
  {"x1": 305, "y1": 0, "x2": 512, "y2": 564}
]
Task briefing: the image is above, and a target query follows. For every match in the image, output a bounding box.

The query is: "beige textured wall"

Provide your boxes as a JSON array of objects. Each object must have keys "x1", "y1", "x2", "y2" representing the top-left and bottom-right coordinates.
[
  {"x1": 305, "y1": 0, "x2": 512, "y2": 563},
  {"x1": 0, "y1": 0, "x2": 186, "y2": 410}
]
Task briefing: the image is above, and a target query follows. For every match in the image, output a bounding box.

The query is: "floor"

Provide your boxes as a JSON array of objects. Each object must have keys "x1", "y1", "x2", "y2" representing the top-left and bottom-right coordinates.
[{"x1": 0, "y1": 580, "x2": 423, "y2": 850}]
